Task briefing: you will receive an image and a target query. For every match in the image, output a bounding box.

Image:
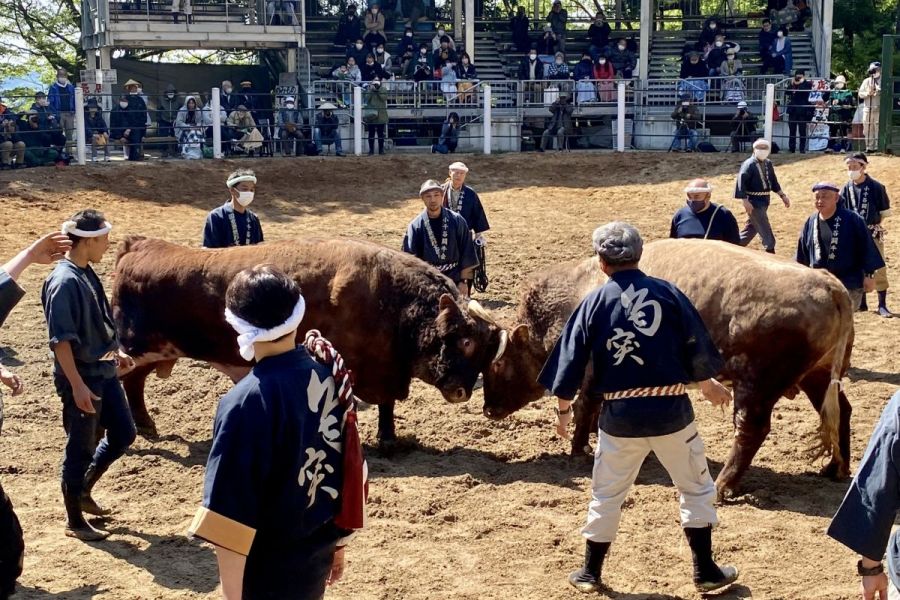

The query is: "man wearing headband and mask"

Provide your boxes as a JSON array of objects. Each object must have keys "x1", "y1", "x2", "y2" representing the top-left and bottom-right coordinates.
[
  {"x1": 189, "y1": 265, "x2": 365, "y2": 600},
  {"x1": 735, "y1": 138, "x2": 791, "y2": 254},
  {"x1": 41, "y1": 210, "x2": 137, "y2": 541},
  {"x1": 538, "y1": 222, "x2": 738, "y2": 595},
  {"x1": 202, "y1": 169, "x2": 265, "y2": 249},
  {"x1": 669, "y1": 179, "x2": 740, "y2": 244},
  {"x1": 402, "y1": 180, "x2": 479, "y2": 297},
  {"x1": 796, "y1": 182, "x2": 884, "y2": 311},
  {"x1": 839, "y1": 153, "x2": 893, "y2": 316}
]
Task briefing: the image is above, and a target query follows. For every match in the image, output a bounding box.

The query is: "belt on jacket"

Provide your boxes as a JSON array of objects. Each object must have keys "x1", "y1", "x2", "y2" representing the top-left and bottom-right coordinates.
[
  {"x1": 745, "y1": 191, "x2": 772, "y2": 196},
  {"x1": 603, "y1": 383, "x2": 686, "y2": 400}
]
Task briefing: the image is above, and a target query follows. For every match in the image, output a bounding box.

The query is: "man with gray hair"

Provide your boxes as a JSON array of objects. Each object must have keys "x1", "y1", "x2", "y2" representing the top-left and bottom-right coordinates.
[{"x1": 538, "y1": 222, "x2": 739, "y2": 594}]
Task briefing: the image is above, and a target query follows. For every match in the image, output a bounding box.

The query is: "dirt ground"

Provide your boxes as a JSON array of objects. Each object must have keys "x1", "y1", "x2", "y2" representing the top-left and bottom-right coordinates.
[{"x1": 0, "y1": 152, "x2": 898, "y2": 600}]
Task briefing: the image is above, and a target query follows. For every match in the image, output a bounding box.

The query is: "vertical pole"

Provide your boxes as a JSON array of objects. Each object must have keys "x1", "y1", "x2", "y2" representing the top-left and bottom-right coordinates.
[
  {"x1": 353, "y1": 85, "x2": 363, "y2": 155},
  {"x1": 454, "y1": 0, "x2": 463, "y2": 48},
  {"x1": 639, "y1": 0, "x2": 651, "y2": 83},
  {"x1": 822, "y1": 0, "x2": 833, "y2": 78},
  {"x1": 300, "y1": 0, "x2": 307, "y2": 41},
  {"x1": 534, "y1": 0, "x2": 539, "y2": 26},
  {"x1": 465, "y1": 0, "x2": 475, "y2": 61},
  {"x1": 212, "y1": 86, "x2": 223, "y2": 159},
  {"x1": 75, "y1": 88, "x2": 86, "y2": 165},
  {"x1": 616, "y1": 81, "x2": 626, "y2": 152},
  {"x1": 879, "y1": 36, "x2": 894, "y2": 152},
  {"x1": 99, "y1": 47, "x2": 112, "y2": 115},
  {"x1": 483, "y1": 84, "x2": 492, "y2": 154},
  {"x1": 764, "y1": 83, "x2": 775, "y2": 142}
]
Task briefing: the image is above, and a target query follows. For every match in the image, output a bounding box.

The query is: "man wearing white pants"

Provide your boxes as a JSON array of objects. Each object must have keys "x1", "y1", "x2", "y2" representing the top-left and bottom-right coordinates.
[
  {"x1": 859, "y1": 62, "x2": 882, "y2": 153},
  {"x1": 539, "y1": 221, "x2": 739, "y2": 594}
]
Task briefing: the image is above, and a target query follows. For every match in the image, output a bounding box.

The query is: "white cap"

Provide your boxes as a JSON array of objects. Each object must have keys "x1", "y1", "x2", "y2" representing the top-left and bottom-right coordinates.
[
  {"x1": 448, "y1": 161, "x2": 468, "y2": 173},
  {"x1": 737, "y1": 101, "x2": 748, "y2": 108},
  {"x1": 834, "y1": 75, "x2": 847, "y2": 84},
  {"x1": 419, "y1": 179, "x2": 443, "y2": 195},
  {"x1": 284, "y1": 96, "x2": 295, "y2": 103},
  {"x1": 752, "y1": 138, "x2": 770, "y2": 149}
]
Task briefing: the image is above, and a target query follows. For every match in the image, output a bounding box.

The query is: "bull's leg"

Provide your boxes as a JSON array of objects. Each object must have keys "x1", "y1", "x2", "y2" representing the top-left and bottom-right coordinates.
[
  {"x1": 799, "y1": 371, "x2": 852, "y2": 480},
  {"x1": 571, "y1": 395, "x2": 600, "y2": 458},
  {"x1": 121, "y1": 364, "x2": 158, "y2": 438},
  {"x1": 715, "y1": 385, "x2": 779, "y2": 500},
  {"x1": 377, "y1": 400, "x2": 396, "y2": 442}
]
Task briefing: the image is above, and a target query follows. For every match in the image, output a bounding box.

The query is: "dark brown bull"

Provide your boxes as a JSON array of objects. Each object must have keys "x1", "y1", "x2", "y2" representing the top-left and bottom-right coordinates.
[
  {"x1": 111, "y1": 236, "x2": 505, "y2": 441},
  {"x1": 482, "y1": 239, "x2": 854, "y2": 497}
]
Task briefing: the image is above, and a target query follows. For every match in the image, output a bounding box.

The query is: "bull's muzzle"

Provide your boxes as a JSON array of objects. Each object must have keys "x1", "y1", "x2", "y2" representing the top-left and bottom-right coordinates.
[{"x1": 443, "y1": 387, "x2": 469, "y2": 404}]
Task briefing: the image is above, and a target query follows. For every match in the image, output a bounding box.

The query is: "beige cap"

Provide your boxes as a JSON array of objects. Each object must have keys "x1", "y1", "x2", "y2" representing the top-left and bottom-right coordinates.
[
  {"x1": 419, "y1": 179, "x2": 443, "y2": 195},
  {"x1": 448, "y1": 161, "x2": 468, "y2": 173}
]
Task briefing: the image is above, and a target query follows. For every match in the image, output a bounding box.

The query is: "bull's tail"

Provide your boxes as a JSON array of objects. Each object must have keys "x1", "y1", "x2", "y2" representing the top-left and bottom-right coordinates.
[{"x1": 813, "y1": 288, "x2": 853, "y2": 468}]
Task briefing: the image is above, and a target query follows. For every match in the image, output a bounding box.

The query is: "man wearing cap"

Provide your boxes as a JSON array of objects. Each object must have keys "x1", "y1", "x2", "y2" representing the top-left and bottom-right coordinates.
[
  {"x1": 203, "y1": 169, "x2": 265, "y2": 249},
  {"x1": 735, "y1": 138, "x2": 790, "y2": 253},
  {"x1": 41, "y1": 209, "x2": 137, "y2": 541},
  {"x1": 859, "y1": 62, "x2": 882, "y2": 153},
  {"x1": 796, "y1": 182, "x2": 884, "y2": 310},
  {"x1": 275, "y1": 96, "x2": 304, "y2": 156},
  {"x1": 402, "y1": 180, "x2": 479, "y2": 297},
  {"x1": 670, "y1": 179, "x2": 740, "y2": 244},
  {"x1": 785, "y1": 69, "x2": 812, "y2": 153},
  {"x1": 840, "y1": 153, "x2": 893, "y2": 316},
  {"x1": 122, "y1": 80, "x2": 148, "y2": 161},
  {"x1": 315, "y1": 103, "x2": 344, "y2": 156},
  {"x1": 442, "y1": 162, "x2": 489, "y2": 242},
  {"x1": 730, "y1": 101, "x2": 757, "y2": 153}
]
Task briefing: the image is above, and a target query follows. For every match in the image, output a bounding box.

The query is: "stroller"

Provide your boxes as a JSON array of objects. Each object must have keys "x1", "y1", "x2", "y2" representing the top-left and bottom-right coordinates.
[{"x1": 723, "y1": 77, "x2": 745, "y2": 104}]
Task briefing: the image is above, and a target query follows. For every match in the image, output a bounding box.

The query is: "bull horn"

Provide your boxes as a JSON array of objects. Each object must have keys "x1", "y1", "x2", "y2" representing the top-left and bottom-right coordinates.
[
  {"x1": 467, "y1": 298, "x2": 497, "y2": 326},
  {"x1": 493, "y1": 329, "x2": 508, "y2": 363}
]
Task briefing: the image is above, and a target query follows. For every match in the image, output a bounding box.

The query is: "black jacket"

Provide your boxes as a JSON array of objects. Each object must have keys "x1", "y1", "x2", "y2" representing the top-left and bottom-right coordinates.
[
  {"x1": 588, "y1": 21, "x2": 610, "y2": 48},
  {"x1": 518, "y1": 57, "x2": 546, "y2": 80},
  {"x1": 785, "y1": 79, "x2": 813, "y2": 117}
]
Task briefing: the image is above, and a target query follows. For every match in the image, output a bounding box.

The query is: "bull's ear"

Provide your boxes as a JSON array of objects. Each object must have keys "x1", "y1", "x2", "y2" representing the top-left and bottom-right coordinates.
[
  {"x1": 511, "y1": 324, "x2": 530, "y2": 344},
  {"x1": 439, "y1": 293, "x2": 459, "y2": 315}
]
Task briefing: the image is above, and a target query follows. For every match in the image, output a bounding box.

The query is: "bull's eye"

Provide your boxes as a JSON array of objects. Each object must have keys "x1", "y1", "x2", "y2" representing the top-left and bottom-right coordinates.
[{"x1": 462, "y1": 338, "x2": 472, "y2": 349}]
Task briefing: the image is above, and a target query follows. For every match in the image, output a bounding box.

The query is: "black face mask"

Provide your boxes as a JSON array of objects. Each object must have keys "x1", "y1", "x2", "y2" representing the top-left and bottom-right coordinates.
[{"x1": 687, "y1": 199, "x2": 708, "y2": 213}]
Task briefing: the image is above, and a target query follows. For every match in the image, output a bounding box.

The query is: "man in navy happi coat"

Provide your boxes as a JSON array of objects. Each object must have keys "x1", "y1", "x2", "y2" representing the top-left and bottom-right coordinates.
[{"x1": 670, "y1": 179, "x2": 741, "y2": 244}]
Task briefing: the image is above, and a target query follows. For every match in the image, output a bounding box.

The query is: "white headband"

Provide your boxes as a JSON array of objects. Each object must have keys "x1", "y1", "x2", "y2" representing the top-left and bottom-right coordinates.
[
  {"x1": 61, "y1": 220, "x2": 112, "y2": 237},
  {"x1": 224, "y1": 296, "x2": 306, "y2": 361},
  {"x1": 684, "y1": 185, "x2": 712, "y2": 193},
  {"x1": 226, "y1": 174, "x2": 257, "y2": 189}
]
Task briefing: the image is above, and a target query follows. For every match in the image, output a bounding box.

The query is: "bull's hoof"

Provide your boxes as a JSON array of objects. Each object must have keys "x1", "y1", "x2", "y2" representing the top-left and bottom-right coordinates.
[
  {"x1": 715, "y1": 484, "x2": 736, "y2": 504},
  {"x1": 376, "y1": 435, "x2": 417, "y2": 457},
  {"x1": 135, "y1": 422, "x2": 158, "y2": 439},
  {"x1": 819, "y1": 461, "x2": 850, "y2": 481},
  {"x1": 569, "y1": 444, "x2": 594, "y2": 461}
]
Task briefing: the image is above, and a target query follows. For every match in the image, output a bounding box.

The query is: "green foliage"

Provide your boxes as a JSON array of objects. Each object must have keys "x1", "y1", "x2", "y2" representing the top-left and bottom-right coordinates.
[
  {"x1": 831, "y1": 0, "x2": 899, "y2": 83},
  {"x1": 0, "y1": 0, "x2": 83, "y2": 86}
]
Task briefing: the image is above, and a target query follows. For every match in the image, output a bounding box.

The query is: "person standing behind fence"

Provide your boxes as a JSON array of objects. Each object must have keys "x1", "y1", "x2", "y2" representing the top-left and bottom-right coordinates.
[
  {"x1": 364, "y1": 78, "x2": 388, "y2": 155},
  {"x1": 669, "y1": 98, "x2": 700, "y2": 153},
  {"x1": 156, "y1": 84, "x2": 180, "y2": 159},
  {"x1": 47, "y1": 68, "x2": 75, "y2": 153},
  {"x1": 539, "y1": 94, "x2": 573, "y2": 152},
  {"x1": 121, "y1": 79, "x2": 147, "y2": 161},
  {"x1": 314, "y1": 103, "x2": 344, "y2": 156},
  {"x1": 785, "y1": 69, "x2": 812, "y2": 153},
  {"x1": 828, "y1": 75, "x2": 856, "y2": 153},
  {"x1": 859, "y1": 62, "x2": 882, "y2": 153},
  {"x1": 735, "y1": 138, "x2": 791, "y2": 253}
]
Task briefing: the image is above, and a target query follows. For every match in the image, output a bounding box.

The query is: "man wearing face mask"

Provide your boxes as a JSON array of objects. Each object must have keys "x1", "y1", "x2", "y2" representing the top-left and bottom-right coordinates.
[
  {"x1": 395, "y1": 26, "x2": 416, "y2": 73},
  {"x1": 202, "y1": 170, "x2": 265, "y2": 249},
  {"x1": 156, "y1": 84, "x2": 180, "y2": 159},
  {"x1": 121, "y1": 80, "x2": 148, "y2": 161},
  {"x1": 334, "y1": 4, "x2": 360, "y2": 48},
  {"x1": 670, "y1": 179, "x2": 741, "y2": 244},
  {"x1": 735, "y1": 139, "x2": 790, "y2": 253},
  {"x1": 607, "y1": 38, "x2": 636, "y2": 79},
  {"x1": 519, "y1": 48, "x2": 547, "y2": 104},
  {"x1": 219, "y1": 80, "x2": 239, "y2": 115},
  {"x1": 785, "y1": 69, "x2": 812, "y2": 153},
  {"x1": 768, "y1": 28, "x2": 792, "y2": 75},
  {"x1": 314, "y1": 103, "x2": 344, "y2": 156},
  {"x1": 47, "y1": 68, "x2": 76, "y2": 152},
  {"x1": 828, "y1": 75, "x2": 855, "y2": 152},
  {"x1": 839, "y1": 153, "x2": 893, "y2": 316},
  {"x1": 730, "y1": 101, "x2": 757, "y2": 153},
  {"x1": 511, "y1": 7, "x2": 531, "y2": 53},
  {"x1": 587, "y1": 11, "x2": 610, "y2": 62},
  {"x1": 859, "y1": 62, "x2": 882, "y2": 153}
]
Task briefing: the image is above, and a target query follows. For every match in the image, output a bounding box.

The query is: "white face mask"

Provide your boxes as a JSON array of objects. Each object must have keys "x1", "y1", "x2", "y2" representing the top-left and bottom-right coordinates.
[
  {"x1": 682, "y1": 102, "x2": 689, "y2": 107},
  {"x1": 618, "y1": 44, "x2": 626, "y2": 51},
  {"x1": 848, "y1": 169, "x2": 862, "y2": 180},
  {"x1": 835, "y1": 82, "x2": 845, "y2": 89},
  {"x1": 727, "y1": 55, "x2": 735, "y2": 61},
  {"x1": 777, "y1": 31, "x2": 784, "y2": 38},
  {"x1": 529, "y1": 54, "x2": 537, "y2": 60},
  {"x1": 58, "y1": 77, "x2": 68, "y2": 85},
  {"x1": 438, "y1": 30, "x2": 445, "y2": 36},
  {"x1": 119, "y1": 101, "x2": 129, "y2": 109},
  {"x1": 167, "y1": 92, "x2": 175, "y2": 98},
  {"x1": 223, "y1": 86, "x2": 232, "y2": 93},
  {"x1": 555, "y1": 59, "x2": 563, "y2": 65},
  {"x1": 420, "y1": 49, "x2": 427, "y2": 54},
  {"x1": 406, "y1": 32, "x2": 413, "y2": 36},
  {"x1": 709, "y1": 23, "x2": 716, "y2": 29},
  {"x1": 715, "y1": 41, "x2": 723, "y2": 47},
  {"x1": 754, "y1": 148, "x2": 770, "y2": 160},
  {"x1": 598, "y1": 59, "x2": 606, "y2": 64},
  {"x1": 356, "y1": 43, "x2": 364, "y2": 49},
  {"x1": 236, "y1": 191, "x2": 255, "y2": 207},
  {"x1": 377, "y1": 48, "x2": 384, "y2": 53}
]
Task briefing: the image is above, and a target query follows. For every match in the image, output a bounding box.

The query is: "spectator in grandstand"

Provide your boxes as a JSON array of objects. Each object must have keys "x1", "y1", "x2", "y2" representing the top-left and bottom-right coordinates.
[
  {"x1": 219, "y1": 81, "x2": 240, "y2": 115},
  {"x1": 83, "y1": 98, "x2": 110, "y2": 162},
  {"x1": 720, "y1": 48, "x2": 745, "y2": 103},
  {"x1": 174, "y1": 95, "x2": 205, "y2": 160},
  {"x1": 456, "y1": 53, "x2": 478, "y2": 103},
  {"x1": 361, "y1": 53, "x2": 389, "y2": 82},
  {"x1": 432, "y1": 25, "x2": 456, "y2": 52},
  {"x1": 122, "y1": 80, "x2": 148, "y2": 161},
  {"x1": 757, "y1": 19, "x2": 777, "y2": 73},
  {"x1": 334, "y1": 3, "x2": 361, "y2": 47},
  {"x1": 30, "y1": 92, "x2": 66, "y2": 151},
  {"x1": 432, "y1": 111, "x2": 460, "y2": 154},
  {"x1": 537, "y1": 24, "x2": 558, "y2": 56},
  {"x1": 594, "y1": 55, "x2": 616, "y2": 102},
  {"x1": 227, "y1": 105, "x2": 264, "y2": 156},
  {"x1": 574, "y1": 52, "x2": 597, "y2": 104},
  {"x1": 364, "y1": 78, "x2": 388, "y2": 155},
  {"x1": 348, "y1": 38, "x2": 370, "y2": 67},
  {"x1": 365, "y1": 3, "x2": 386, "y2": 48},
  {"x1": 441, "y1": 60, "x2": 459, "y2": 103},
  {"x1": 157, "y1": 84, "x2": 180, "y2": 159},
  {"x1": 202, "y1": 95, "x2": 232, "y2": 148},
  {"x1": 705, "y1": 34, "x2": 731, "y2": 76},
  {"x1": 511, "y1": 6, "x2": 531, "y2": 53},
  {"x1": 669, "y1": 98, "x2": 701, "y2": 152},
  {"x1": 539, "y1": 94, "x2": 573, "y2": 152},
  {"x1": 237, "y1": 80, "x2": 259, "y2": 120},
  {"x1": 275, "y1": 96, "x2": 304, "y2": 156},
  {"x1": 547, "y1": 0, "x2": 567, "y2": 53},
  {"x1": 0, "y1": 117, "x2": 25, "y2": 169},
  {"x1": 433, "y1": 36, "x2": 458, "y2": 69},
  {"x1": 587, "y1": 11, "x2": 611, "y2": 61},
  {"x1": 573, "y1": 51, "x2": 594, "y2": 81},
  {"x1": 785, "y1": 69, "x2": 812, "y2": 153},
  {"x1": 730, "y1": 101, "x2": 757, "y2": 153},
  {"x1": 396, "y1": 26, "x2": 417, "y2": 73},
  {"x1": 767, "y1": 28, "x2": 792, "y2": 76},
  {"x1": 408, "y1": 45, "x2": 434, "y2": 82},
  {"x1": 679, "y1": 51, "x2": 708, "y2": 79},
  {"x1": 172, "y1": 0, "x2": 193, "y2": 23},
  {"x1": 374, "y1": 43, "x2": 393, "y2": 75},
  {"x1": 699, "y1": 17, "x2": 722, "y2": 47},
  {"x1": 607, "y1": 38, "x2": 636, "y2": 79},
  {"x1": 718, "y1": 48, "x2": 742, "y2": 78},
  {"x1": 341, "y1": 56, "x2": 363, "y2": 82},
  {"x1": 519, "y1": 48, "x2": 547, "y2": 80},
  {"x1": 19, "y1": 110, "x2": 60, "y2": 167},
  {"x1": 547, "y1": 52, "x2": 570, "y2": 81},
  {"x1": 828, "y1": 74, "x2": 855, "y2": 152},
  {"x1": 47, "y1": 67, "x2": 75, "y2": 151},
  {"x1": 314, "y1": 103, "x2": 344, "y2": 156}
]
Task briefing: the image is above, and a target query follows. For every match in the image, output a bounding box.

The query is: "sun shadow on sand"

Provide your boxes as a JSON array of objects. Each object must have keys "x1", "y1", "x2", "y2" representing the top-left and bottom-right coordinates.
[
  {"x1": 15, "y1": 584, "x2": 102, "y2": 599},
  {"x1": 847, "y1": 366, "x2": 900, "y2": 386},
  {"x1": 596, "y1": 584, "x2": 752, "y2": 600},
  {"x1": 130, "y1": 433, "x2": 212, "y2": 468}
]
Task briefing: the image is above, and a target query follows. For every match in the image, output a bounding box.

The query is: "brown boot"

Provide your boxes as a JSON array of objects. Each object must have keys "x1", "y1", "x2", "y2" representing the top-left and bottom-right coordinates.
[
  {"x1": 63, "y1": 483, "x2": 109, "y2": 541},
  {"x1": 81, "y1": 465, "x2": 112, "y2": 517}
]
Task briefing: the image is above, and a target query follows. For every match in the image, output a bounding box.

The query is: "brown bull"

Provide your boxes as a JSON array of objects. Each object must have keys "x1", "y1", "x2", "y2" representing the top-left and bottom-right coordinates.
[
  {"x1": 482, "y1": 239, "x2": 854, "y2": 497},
  {"x1": 111, "y1": 237, "x2": 505, "y2": 441}
]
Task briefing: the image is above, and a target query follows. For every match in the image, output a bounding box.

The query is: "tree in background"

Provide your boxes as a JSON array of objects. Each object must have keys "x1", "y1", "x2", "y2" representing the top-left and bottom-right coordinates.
[
  {"x1": 832, "y1": 0, "x2": 899, "y2": 84},
  {"x1": 0, "y1": 0, "x2": 82, "y2": 85}
]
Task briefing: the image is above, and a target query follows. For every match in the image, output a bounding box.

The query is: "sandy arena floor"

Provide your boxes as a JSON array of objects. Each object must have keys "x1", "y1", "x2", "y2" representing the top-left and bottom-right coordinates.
[{"x1": 0, "y1": 152, "x2": 898, "y2": 600}]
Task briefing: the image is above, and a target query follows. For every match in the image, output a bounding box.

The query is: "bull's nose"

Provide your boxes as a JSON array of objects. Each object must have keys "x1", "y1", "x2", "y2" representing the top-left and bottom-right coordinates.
[
  {"x1": 448, "y1": 387, "x2": 467, "y2": 403},
  {"x1": 483, "y1": 407, "x2": 493, "y2": 418}
]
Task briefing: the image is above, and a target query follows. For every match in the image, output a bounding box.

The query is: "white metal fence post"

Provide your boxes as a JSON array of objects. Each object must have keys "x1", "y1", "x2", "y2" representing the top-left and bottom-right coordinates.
[
  {"x1": 74, "y1": 87, "x2": 86, "y2": 165},
  {"x1": 764, "y1": 83, "x2": 775, "y2": 143},
  {"x1": 211, "y1": 87, "x2": 223, "y2": 158},
  {"x1": 353, "y1": 85, "x2": 363, "y2": 155},
  {"x1": 483, "y1": 84, "x2": 492, "y2": 154},
  {"x1": 616, "y1": 81, "x2": 626, "y2": 152}
]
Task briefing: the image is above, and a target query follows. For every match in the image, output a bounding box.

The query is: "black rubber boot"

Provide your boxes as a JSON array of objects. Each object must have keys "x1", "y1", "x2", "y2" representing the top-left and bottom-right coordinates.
[
  {"x1": 568, "y1": 540, "x2": 610, "y2": 594},
  {"x1": 877, "y1": 291, "x2": 893, "y2": 318},
  {"x1": 62, "y1": 483, "x2": 109, "y2": 541},
  {"x1": 684, "y1": 526, "x2": 738, "y2": 592},
  {"x1": 81, "y1": 464, "x2": 112, "y2": 517},
  {"x1": 859, "y1": 293, "x2": 869, "y2": 312}
]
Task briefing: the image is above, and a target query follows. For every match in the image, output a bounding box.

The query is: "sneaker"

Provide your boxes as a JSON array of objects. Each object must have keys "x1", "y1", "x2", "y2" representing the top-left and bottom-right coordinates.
[
  {"x1": 568, "y1": 569, "x2": 602, "y2": 594},
  {"x1": 336, "y1": 152, "x2": 345, "y2": 157},
  {"x1": 695, "y1": 565, "x2": 739, "y2": 593},
  {"x1": 878, "y1": 306, "x2": 894, "y2": 318}
]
